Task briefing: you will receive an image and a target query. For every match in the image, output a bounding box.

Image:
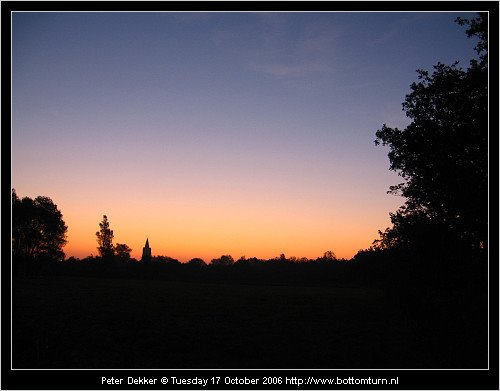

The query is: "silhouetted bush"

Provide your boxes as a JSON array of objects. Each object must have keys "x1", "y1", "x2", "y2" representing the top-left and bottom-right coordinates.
[
  {"x1": 187, "y1": 258, "x2": 207, "y2": 268},
  {"x1": 210, "y1": 255, "x2": 234, "y2": 267}
]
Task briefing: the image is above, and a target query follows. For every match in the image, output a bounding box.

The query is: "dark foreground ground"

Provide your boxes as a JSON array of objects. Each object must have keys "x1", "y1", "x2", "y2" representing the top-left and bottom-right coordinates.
[{"x1": 12, "y1": 275, "x2": 487, "y2": 369}]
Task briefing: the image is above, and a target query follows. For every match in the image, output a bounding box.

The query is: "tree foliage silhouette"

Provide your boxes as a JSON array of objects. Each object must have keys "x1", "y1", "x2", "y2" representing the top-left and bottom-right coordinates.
[
  {"x1": 374, "y1": 13, "x2": 487, "y2": 254},
  {"x1": 12, "y1": 189, "x2": 68, "y2": 262},
  {"x1": 187, "y1": 258, "x2": 207, "y2": 267},
  {"x1": 210, "y1": 254, "x2": 234, "y2": 266},
  {"x1": 115, "y1": 243, "x2": 132, "y2": 261},
  {"x1": 322, "y1": 250, "x2": 337, "y2": 261},
  {"x1": 96, "y1": 215, "x2": 114, "y2": 260},
  {"x1": 153, "y1": 255, "x2": 180, "y2": 265}
]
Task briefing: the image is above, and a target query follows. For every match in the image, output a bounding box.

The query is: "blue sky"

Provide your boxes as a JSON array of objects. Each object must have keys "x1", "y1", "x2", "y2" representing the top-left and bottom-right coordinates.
[{"x1": 12, "y1": 12, "x2": 480, "y2": 260}]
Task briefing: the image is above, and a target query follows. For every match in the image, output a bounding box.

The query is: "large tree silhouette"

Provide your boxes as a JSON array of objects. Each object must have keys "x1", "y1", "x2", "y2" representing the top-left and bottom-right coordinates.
[
  {"x1": 12, "y1": 189, "x2": 68, "y2": 262},
  {"x1": 374, "y1": 13, "x2": 488, "y2": 255},
  {"x1": 96, "y1": 215, "x2": 114, "y2": 260}
]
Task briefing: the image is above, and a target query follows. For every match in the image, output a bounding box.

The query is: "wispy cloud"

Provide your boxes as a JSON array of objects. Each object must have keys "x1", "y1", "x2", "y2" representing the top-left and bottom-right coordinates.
[
  {"x1": 250, "y1": 61, "x2": 332, "y2": 79},
  {"x1": 211, "y1": 13, "x2": 342, "y2": 80}
]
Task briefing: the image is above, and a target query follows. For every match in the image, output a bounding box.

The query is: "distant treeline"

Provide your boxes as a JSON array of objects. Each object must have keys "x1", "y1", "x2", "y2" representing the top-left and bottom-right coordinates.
[
  {"x1": 16, "y1": 252, "x2": 349, "y2": 284},
  {"x1": 14, "y1": 248, "x2": 486, "y2": 293}
]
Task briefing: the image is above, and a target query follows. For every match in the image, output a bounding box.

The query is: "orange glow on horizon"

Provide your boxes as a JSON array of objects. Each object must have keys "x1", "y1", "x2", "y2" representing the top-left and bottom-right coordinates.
[{"x1": 58, "y1": 188, "x2": 398, "y2": 262}]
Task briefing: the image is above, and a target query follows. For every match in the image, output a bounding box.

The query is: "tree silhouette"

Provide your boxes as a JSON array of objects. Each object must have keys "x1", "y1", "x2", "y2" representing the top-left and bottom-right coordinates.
[
  {"x1": 12, "y1": 189, "x2": 68, "y2": 263},
  {"x1": 374, "y1": 13, "x2": 487, "y2": 254},
  {"x1": 153, "y1": 255, "x2": 180, "y2": 265},
  {"x1": 322, "y1": 250, "x2": 337, "y2": 261},
  {"x1": 210, "y1": 254, "x2": 234, "y2": 266},
  {"x1": 115, "y1": 243, "x2": 132, "y2": 261},
  {"x1": 187, "y1": 258, "x2": 207, "y2": 267},
  {"x1": 96, "y1": 215, "x2": 114, "y2": 260}
]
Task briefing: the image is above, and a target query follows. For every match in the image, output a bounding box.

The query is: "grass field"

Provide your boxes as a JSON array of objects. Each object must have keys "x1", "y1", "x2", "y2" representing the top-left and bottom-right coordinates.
[{"x1": 12, "y1": 275, "x2": 487, "y2": 369}]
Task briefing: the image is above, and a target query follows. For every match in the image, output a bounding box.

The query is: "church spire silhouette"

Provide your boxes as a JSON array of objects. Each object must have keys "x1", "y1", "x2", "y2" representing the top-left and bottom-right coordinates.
[{"x1": 142, "y1": 238, "x2": 152, "y2": 262}]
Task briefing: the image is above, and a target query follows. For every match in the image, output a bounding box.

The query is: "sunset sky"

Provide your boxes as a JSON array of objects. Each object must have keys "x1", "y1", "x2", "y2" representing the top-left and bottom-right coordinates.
[{"x1": 12, "y1": 11, "x2": 479, "y2": 261}]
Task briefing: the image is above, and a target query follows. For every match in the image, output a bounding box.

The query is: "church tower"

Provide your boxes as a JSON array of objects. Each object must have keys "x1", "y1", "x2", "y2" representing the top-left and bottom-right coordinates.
[{"x1": 141, "y1": 238, "x2": 152, "y2": 262}]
